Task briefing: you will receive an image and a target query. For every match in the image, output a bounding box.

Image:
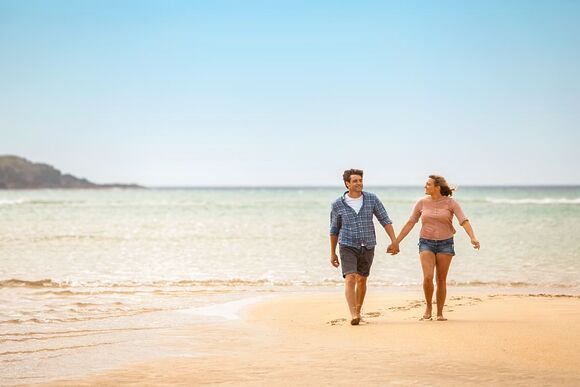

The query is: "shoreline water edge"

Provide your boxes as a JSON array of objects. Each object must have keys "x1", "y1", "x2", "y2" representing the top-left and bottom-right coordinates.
[
  {"x1": 1, "y1": 187, "x2": 579, "y2": 384},
  {"x1": 24, "y1": 288, "x2": 580, "y2": 386},
  {"x1": 2, "y1": 286, "x2": 580, "y2": 385}
]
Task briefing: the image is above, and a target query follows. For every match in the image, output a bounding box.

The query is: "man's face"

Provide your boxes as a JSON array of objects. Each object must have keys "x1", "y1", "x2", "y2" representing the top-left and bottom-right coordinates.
[{"x1": 346, "y1": 175, "x2": 363, "y2": 192}]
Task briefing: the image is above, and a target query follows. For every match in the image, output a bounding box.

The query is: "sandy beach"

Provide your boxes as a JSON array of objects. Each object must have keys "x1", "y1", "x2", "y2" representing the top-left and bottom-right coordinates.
[{"x1": 44, "y1": 290, "x2": 580, "y2": 386}]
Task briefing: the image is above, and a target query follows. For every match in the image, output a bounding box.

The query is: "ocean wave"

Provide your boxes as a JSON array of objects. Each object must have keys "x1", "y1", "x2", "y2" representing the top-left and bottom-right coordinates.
[
  {"x1": 485, "y1": 198, "x2": 580, "y2": 205},
  {"x1": 0, "y1": 307, "x2": 164, "y2": 325},
  {"x1": 0, "y1": 279, "x2": 69, "y2": 288},
  {"x1": 0, "y1": 278, "x2": 342, "y2": 289},
  {"x1": 0, "y1": 199, "x2": 85, "y2": 206},
  {"x1": 30, "y1": 235, "x2": 126, "y2": 242},
  {"x1": 0, "y1": 341, "x2": 119, "y2": 356},
  {"x1": 2, "y1": 277, "x2": 578, "y2": 290},
  {"x1": 447, "y1": 280, "x2": 578, "y2": 288},
  {"x1": 6, "y1": 197, "x2": 577, "y2": 208},
  {"x1": 0, "y1": 199, "x2": 28, "y2": 206}
]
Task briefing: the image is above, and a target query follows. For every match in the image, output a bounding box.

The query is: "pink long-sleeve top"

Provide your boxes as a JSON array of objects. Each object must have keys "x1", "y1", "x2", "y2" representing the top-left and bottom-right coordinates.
[{"x1": 409, "y1": 196, "x2": 468, "y2": 240}]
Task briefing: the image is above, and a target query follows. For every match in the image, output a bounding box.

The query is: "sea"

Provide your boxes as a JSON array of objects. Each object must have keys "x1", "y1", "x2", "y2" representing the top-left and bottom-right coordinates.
[{"x1": 1, "y1": 186, "x2": 579, "y2": 384}]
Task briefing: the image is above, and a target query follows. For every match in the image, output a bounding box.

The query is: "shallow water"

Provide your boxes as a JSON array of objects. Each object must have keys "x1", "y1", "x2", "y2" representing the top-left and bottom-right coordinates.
[{"x1": 1, "y1": 186, "x2": 579, "y2": 384}]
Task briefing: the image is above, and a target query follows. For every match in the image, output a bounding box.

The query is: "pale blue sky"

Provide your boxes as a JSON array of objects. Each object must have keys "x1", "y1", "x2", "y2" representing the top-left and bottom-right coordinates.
[{"x1": 1, "y1": 0, "x2": 578, "y2": 186}]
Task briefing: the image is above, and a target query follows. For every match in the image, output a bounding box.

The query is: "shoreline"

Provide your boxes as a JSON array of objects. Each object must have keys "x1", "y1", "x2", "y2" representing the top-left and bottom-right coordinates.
[{"x1": 36, "y1": 288, "x2": 580, "y2": 386}]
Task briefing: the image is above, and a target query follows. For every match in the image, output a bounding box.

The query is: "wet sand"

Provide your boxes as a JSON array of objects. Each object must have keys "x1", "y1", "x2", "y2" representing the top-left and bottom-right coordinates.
[{"x1": 45, "y1": 291, "x2": 580, "y2": 386}]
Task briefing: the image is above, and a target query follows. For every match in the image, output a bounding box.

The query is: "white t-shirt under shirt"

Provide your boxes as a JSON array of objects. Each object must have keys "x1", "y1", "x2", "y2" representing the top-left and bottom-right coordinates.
[{"x1": 344, "y1": 193, "x2": 363, "y2": 214}]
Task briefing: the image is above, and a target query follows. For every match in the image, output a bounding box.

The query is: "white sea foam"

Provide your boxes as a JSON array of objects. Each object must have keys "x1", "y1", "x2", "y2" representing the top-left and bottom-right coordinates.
[
  {"x1": 179, "y1": 295, "x2": 274, "y2": 320},
  {"x1": 486, "y1": 197, "x2": 580, "y2": 204},
  {"x1": 0, "y1": 198, "x2": 87, "y2": 206},
  {"x1": 0, "y1": 198, "x2": 27, "y2": 206}
]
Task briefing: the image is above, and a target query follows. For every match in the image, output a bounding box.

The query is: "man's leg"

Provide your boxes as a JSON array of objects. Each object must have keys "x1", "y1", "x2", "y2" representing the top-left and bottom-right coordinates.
[
  {"x1": 420, "y1": 251, "x2": 436, "y2": 319},
  {"x1": 354, "y1": 247, "x2": 373, "y2": 321},
  {"x1": 344, "y1": 273, "x2": 358, "y2": 323},
  {"x1": 355, "y1": 274, "x2": 367, "y2": 319},
  {"x1": 340, "y1": 246, "x2": 361, "y2": 325}
]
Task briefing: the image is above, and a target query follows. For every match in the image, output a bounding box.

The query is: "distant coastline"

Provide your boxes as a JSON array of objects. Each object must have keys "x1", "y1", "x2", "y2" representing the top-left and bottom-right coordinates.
[
  {"x1": 1, "y1": 156, "x2": 577, "y2": 190},
  {"x1": 0, "y1": 155, "x2": 143, "y2": 189}
]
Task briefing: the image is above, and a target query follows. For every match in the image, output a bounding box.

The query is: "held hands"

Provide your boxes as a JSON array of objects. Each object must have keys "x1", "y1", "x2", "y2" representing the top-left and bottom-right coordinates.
[
  {"x1": 386, "y1": 242, "x2": 400, "y2": 255},
  {"x1": 330, "y1": 253, "x2": 340, "y2": 268},
  {"x1": 471, "y1": 238, "x2": 481, "y2": 250}
]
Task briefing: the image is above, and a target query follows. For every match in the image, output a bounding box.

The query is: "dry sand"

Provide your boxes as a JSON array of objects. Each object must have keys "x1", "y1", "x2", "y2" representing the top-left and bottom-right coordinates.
[{"x1": 46, "y1": 291, "x2": 580, "y2": 386}]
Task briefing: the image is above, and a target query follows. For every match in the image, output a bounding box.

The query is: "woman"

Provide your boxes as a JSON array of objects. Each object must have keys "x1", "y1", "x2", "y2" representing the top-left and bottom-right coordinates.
[{"x1": 394, "y1": 175, "x2": 480, "y2": 321}]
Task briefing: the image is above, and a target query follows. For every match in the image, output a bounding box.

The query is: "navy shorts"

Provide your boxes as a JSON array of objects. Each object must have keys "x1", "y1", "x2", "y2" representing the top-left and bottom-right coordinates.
[
  {"x1": 339, "y1": 245, "x2": 375, "y2": 278},
  {"x1": 419, "y1": 237, "x2": 455, "y2": 256}
]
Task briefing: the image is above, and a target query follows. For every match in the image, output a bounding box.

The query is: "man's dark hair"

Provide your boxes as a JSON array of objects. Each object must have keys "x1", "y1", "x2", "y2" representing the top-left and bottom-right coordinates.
[{"x1": 343, "y1": 169, "x2": 364, "y2": 188}]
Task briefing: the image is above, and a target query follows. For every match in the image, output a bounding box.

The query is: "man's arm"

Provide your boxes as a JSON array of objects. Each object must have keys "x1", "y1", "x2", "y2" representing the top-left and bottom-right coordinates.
[
  {"x1": 373, "y1": 197, "x2": 399, "y2": 254},
  {"x1": 329, "y1": 204, "x2": 341, "y2": 267},
  {"x1": 330, "y1": 235, "x2": 339, "y2": 267},
  {"x1": 384, "y1": 224, "x2": 399, "y2": 254}
]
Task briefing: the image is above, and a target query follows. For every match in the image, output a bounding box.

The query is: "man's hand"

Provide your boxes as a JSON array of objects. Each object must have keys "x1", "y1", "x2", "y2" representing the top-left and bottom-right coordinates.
[
  {"x1": 386, "y1": 242, "x2": 400, "y2": 255},
  {"x1": 471, "y1": 238, "x2": 480, "y2": 250},
  {"x1": 330, "y1": 253, "x2": 340, "y2": 267}
]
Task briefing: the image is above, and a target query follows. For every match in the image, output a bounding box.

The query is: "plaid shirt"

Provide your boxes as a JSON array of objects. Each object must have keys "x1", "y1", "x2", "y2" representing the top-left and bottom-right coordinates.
[{"x1": 329, "y1": 191, "x2": 392, "y2": 248}]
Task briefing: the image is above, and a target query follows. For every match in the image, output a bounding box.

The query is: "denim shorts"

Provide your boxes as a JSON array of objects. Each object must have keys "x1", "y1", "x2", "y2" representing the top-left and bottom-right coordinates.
[{"x1": 418, "y1": 237, "x2": 455, "y2": 256}]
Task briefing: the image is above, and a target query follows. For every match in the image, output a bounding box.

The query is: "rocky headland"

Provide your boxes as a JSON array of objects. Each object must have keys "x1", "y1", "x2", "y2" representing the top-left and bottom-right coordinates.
[{"x1": 0, "y1": 156, "x2": 143, "y2": 189}]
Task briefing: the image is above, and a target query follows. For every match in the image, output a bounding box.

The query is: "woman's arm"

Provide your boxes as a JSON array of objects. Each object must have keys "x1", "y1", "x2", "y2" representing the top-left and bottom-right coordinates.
[
  {"x1": 395, "y1": 220, "x2": 416, "y2": 244},
  {"x1": 451, "y1": 199, "x2": 480, "y2": 250},
  {"x1": 395, "y1": 199, "x2": 421, "y2": 246},
  {"x1": 461, "y1": 220, "x2": 480, "y2": 249}
]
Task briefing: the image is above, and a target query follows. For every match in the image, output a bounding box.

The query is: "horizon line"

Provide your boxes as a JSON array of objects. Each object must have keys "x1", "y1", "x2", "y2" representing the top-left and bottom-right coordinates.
[{"x1": 144, "y1": 184, "x2": 580, "y2": 189}]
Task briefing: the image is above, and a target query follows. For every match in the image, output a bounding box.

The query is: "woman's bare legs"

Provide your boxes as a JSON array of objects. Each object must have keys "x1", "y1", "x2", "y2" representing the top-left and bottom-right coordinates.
[
  {"x1": 435, "y1": 253, "x2": 453, "y2": 321},
  {"x1": 420, "y1": 251, "x2": 436, "y2": 319}
]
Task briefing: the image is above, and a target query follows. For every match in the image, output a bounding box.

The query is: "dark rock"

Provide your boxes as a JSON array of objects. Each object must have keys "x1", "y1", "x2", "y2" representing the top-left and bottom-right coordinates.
[{"x1": 0, "y1": 155, "x2": 144, "y2": 189}]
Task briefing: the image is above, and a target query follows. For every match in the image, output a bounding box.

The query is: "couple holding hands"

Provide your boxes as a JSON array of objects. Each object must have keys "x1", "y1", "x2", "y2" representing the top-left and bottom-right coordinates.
[{"x1": 329, "y1": 169, "x2": 480, "y2": 325}]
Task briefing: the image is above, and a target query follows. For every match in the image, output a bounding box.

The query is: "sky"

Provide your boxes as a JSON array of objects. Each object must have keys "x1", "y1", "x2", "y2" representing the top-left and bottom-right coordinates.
[{"x1": 1, "y1": 0, "x2": 579, "y2": 186}]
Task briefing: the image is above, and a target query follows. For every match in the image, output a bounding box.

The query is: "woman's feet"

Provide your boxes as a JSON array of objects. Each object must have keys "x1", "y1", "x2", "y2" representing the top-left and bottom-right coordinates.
[{"x1": 420, "y1": 306, "x2": 432, "y2": 321}]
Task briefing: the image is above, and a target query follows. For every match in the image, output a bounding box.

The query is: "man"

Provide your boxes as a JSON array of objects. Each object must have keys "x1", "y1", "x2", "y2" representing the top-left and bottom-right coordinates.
[{"x1": 329, "y1": 169, "x2": 399, "y2": 325}]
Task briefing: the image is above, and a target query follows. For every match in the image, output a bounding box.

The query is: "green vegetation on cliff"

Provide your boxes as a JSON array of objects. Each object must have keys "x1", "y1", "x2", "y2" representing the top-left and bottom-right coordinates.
[{"x1": 0, "y1": 156, "x2": 142, "y2": 189}]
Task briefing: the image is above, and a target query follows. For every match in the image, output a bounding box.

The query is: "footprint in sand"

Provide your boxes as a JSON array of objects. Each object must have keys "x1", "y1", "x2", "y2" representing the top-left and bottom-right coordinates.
[
  {"x1": 388, "y1": 300, "x2": 423, "y2": 312},
  {"x1": 448, "y1": 296, "x2": 483, "y2": 307}
]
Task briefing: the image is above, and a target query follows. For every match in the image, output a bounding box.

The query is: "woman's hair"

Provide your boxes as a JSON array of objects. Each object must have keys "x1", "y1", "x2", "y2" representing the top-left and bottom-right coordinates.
[{"x1": 429, "y1": 175, "x2": 455, "y2": 197}]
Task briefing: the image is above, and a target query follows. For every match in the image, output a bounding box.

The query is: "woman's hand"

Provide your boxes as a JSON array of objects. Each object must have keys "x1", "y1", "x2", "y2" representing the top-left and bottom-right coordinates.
[
  {"x1": 387, "y1": 243, "x2": 400, "y2": 255},
  {"x1": 461, "y1": 221, "x2": 480, "y2": 250}
]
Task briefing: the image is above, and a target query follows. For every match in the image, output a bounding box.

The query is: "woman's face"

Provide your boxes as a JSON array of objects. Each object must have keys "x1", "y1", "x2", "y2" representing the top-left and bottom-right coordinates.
[{"x1": 424, "y1": 179, "x2": 438, "y2": 195}]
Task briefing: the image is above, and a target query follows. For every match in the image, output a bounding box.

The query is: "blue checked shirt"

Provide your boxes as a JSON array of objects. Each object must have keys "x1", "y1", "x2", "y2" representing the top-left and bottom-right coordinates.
[{"x1": 329, "y1": 191, "x2": 392, "y2": 248}]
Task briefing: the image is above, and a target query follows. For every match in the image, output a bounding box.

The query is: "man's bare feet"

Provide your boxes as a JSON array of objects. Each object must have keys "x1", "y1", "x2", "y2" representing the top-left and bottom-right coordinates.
[
  {"x1": 436, "y1": 315, "x2": 448, "y2": 321},
  {"x1": 352, "y1": 305, "x2": 363, "y2": 325}
]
